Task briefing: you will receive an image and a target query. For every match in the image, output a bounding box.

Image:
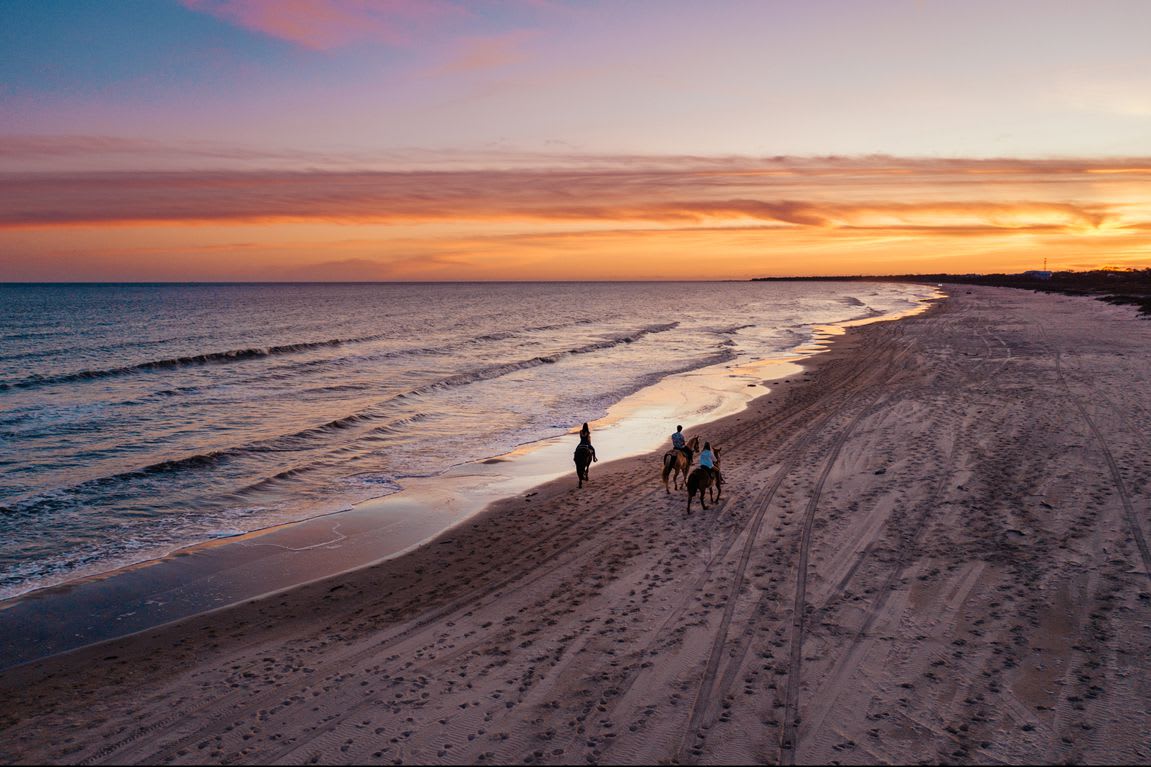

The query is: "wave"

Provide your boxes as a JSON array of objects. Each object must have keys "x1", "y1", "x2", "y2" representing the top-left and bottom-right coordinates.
[
  {"x1": 1, "y1": 322, "x2": 680, "y2": 519},
  {"x1": 153, "y1": 386, "x2": 201, "y2": 397},
  {"x1": 0, "y1": 333, "x2": 396, "y2": 391},
  {"x1": 0, "y1": 329, "x2": 64, "y2": 343},
  {"x1": 405, "y1": 322, "x2": 679, "y2": 394},
  {"x1": 1, "y1": 317, "x2": 605, "y2": 394},
  {"x1": 469, "y1": 318, "x2": 595, "y2": 345},
  {"x1": 300, "y1": 383, "x2": 372, "y2": 395},
  {"x1": 0, "y1": 330, "x2": 221, "y2": 366},
  {"x1": 571, "y1": 322, "x2": 677, "y2": 353},
  {"x1": 239, "y1": 321, "x2": 595, "y2": 388}
]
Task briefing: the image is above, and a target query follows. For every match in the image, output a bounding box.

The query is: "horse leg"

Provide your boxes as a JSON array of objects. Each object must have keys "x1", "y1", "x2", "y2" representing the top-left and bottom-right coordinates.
[{"x1": 690, "y1": 473, "x2": 707, "y2": 511}]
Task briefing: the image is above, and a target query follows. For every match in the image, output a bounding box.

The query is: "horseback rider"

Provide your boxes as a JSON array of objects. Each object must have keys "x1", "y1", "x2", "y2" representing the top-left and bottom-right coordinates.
[
  {"x1": 578, "y1": 422, "x2": 598, "y2": 462},
  {"x1": 671, "y1": 425, "x2": 693, "y2": 463},
  {"x1": 698, "y1": 441, "x2": 717, "y2": 481}
]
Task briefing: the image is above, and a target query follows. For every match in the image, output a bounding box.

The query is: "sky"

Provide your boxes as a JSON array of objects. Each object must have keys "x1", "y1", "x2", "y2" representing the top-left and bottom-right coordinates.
[{"x1": 1, "y1": 0, "x2": 1149, "y2": 281}]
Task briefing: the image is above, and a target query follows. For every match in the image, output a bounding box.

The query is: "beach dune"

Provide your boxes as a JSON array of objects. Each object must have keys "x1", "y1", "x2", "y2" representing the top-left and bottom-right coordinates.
[{"x1": 2, "y1": 285, "x2": 1151, "y2": 765}]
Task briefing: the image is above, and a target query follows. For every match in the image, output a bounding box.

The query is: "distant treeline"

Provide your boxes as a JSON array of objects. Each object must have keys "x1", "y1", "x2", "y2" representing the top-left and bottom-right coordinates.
[{"x1": 752, "y1": 269, "x2": 1151, "y2": 317}]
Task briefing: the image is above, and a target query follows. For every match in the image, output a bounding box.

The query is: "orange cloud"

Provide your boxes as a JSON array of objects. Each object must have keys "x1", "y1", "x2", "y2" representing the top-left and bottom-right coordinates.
[
  {"x1": 4, "y1": 154, "x2": 1150, "y2": 280},
  {"x1": 1, "y1": 157, "x2": 1144, "y2": 235},
  {"x1": 6, "y1": 216, "x2": 1149, "y2": 282}
]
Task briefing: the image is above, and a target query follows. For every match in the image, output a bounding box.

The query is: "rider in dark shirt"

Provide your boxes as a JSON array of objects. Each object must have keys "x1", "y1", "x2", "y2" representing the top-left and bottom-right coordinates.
[{"x1": 578, "y1": 422, "x2": 598, "y2": 462}]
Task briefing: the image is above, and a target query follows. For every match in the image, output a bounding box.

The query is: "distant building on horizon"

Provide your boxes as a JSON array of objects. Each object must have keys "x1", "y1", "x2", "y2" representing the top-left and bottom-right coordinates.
[{"x1": 1022, "y1": 270, "x2": 1053, "y2": 280}]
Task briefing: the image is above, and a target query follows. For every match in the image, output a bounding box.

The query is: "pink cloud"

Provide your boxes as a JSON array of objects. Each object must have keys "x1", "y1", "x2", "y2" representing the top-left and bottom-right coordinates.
[
  {"x1": 182, "y1": 0, "x2": 473, "y2": 49},
  {"x1": 431, "y1": 31, "x2": 535, "y2": 75}
]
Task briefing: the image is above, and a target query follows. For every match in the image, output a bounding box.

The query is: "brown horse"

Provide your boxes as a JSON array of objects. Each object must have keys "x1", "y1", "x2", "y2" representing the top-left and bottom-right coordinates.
[
  {"x1": 661, "y1": 435, "x2": 700, "y2": 492},
  {"x1": 686, "y1": 448, "x2": 722, "y2": 514},
  {"x1": 574, "y1": 444, "x2": 594, "y2": 488}
]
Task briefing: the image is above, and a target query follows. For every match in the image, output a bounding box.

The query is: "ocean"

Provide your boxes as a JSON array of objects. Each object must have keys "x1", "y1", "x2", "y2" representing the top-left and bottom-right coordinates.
[{"x1": 0, "y1": 281, "x2": 934, "y2": 601}]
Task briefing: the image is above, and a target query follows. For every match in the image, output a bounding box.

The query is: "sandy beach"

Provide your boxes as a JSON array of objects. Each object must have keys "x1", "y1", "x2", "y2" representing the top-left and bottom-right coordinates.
[{"x1": 3, "y1": 284, "x2": 1151, "y2": 765}]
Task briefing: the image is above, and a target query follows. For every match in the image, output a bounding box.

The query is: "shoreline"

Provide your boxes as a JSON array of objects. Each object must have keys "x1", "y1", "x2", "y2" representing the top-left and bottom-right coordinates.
[
  {"x1": 0, "y1": 293, "x2": 936, "y2": 670},
  {"x1": 4, "y1": 286, "x2": 1151, "y2": 764}
]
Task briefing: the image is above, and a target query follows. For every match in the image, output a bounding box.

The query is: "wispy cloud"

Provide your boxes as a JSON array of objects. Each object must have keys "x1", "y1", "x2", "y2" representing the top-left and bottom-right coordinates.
[
  {"x1": 3, "y1": 156, "x2": 1148, "y2": 235},
  {"x1": 9, "y1": 137, "x2": 1150, "y2": 177},
  {"x1": 181, "y1": 0, "x2": 472, "y2": 49},
  {"x1": 429, "y1": 31, "x2": 535, "y2": 76}
]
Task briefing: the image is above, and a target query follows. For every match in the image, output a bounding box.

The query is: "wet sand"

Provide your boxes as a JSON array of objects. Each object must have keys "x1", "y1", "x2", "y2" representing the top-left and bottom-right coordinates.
[{"x1": 3, "y1": 285, "x2": 1151, "y2": 765}]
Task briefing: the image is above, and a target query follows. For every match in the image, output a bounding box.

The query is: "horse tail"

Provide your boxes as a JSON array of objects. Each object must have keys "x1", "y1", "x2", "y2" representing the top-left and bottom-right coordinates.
[
  {"x1": 686, "y1": 469, "x2": 707, "y2": 512},
  {"x1": 662, "y1": 452, "x2": 675, "y2": 493}
]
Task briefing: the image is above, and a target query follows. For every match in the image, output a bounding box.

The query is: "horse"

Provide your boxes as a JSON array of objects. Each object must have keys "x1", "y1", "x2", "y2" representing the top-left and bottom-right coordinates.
[
  {"x1": 686, "y1": 448, "x2": 722, "y2": 514},
  {"x1": 574, "y1": 444, "x2": 594, "y2": 489},
  {"x1": 661, "y1": 435, "x2": 700, "y2": 493}
]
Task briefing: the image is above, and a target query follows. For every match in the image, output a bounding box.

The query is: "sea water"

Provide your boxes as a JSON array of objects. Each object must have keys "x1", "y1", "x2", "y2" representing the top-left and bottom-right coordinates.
[{"x1": 0, "y1": 281, "x2": 934, "y2": 600}]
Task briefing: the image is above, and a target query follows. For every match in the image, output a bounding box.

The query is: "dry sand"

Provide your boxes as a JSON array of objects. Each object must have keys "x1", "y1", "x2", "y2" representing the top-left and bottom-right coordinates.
[{"x1": 3, "y1": 284, "x2": 1151, "y2": 765}]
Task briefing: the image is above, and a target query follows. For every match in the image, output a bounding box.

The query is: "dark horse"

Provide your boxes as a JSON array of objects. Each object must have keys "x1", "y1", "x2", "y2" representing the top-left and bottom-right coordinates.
[
  {"x1": 661, "y1": 435, "x2": 700, "y2": 493},
  {"x1": 574, "y1": 444, "x2": 594, "y2": 489},
  {"x1": 686, "y1": 448, "x2": 722, "y2": 514}
]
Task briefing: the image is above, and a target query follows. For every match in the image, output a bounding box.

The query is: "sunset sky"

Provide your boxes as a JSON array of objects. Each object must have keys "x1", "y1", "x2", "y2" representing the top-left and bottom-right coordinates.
[{"x1": 2, "y1": 0, "x2": 1149, "y2": 281}]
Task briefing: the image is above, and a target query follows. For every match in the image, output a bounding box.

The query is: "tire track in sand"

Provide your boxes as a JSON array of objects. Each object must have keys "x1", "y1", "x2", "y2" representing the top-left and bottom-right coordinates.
[
  {"x1": 776, "y1": 385, "x2": 890, "y2": 764},
  {"x1": 576, "y1": 338, "x2": 909, "y2": 764},
  {"x1": 1050, "y1": 343, "x2": 1151, "y2": 580},
  {"x1": 677, "y1": 339, "x2": 912, "y2": 764}
]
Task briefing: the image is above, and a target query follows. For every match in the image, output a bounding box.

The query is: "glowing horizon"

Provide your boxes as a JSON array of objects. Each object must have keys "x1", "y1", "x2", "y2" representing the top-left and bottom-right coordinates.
[{"x1": 2, "y1": 1, "x2": 1149, "y2": 281}]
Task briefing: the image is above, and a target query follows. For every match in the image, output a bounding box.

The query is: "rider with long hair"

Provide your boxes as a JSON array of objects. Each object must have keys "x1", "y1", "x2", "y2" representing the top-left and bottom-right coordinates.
[
  {"x1": 698, "y1": 441, "x2": 716, "y2": 478},
  {"x1": 578, "y1": 422, "x2": 598, "y2": 462}
]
